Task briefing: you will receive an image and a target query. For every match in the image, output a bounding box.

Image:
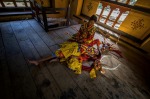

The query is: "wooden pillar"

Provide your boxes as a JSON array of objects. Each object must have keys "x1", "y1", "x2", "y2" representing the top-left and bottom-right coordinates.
[
  {"x1": 50, "y1": 0, "x2": 55, "y2": 12},
  {"x1": 29, "y1": 0, "x2": 35, "y2": 18},
  {"x1": 42, "y1": 8, "x2": 48, "y2": 31},
  {"x1": 23, "y1": 0, "x2": 28, "y2": 7},
  {"x1": 66, "y1": 0, "x2": 71, "y2": 26},
  {"x1": 0, "y1": 0, "x2": 5, "y2": 7},
  {"x1": 126, "y1": 0, "x2": 130, "y2": 4},
  {"x1": 12, "y1": 0, "x2": 17, "y2": 7},
  {"x1": 50, "y1": 0, "x2": 55, "y2": 8},
  {"x1": 76, "y1": 0, "x2": 83, "y2": 16}
]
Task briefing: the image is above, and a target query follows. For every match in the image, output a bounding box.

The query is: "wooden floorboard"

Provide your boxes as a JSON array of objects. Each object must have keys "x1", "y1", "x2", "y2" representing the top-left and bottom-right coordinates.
[
  {"x1": 20, "y1": 19, "x2": 87, "y2": 97},
  {"x1": 1, "y1": 22, "x2": 40, "y2": 99},
  {"x1": 26, "y1": 19, "x2": 87, "y2": 99},
  {"x1": 17, "y1": 20, "x2": 63, "y2": 99},
  {"x1": 0, "y1": 25, "x2": 14, "y2": 99},
  {"x1": 55, "y1": 27, "x2": 110, "y2": 98},
  {"x1": 19, "y1": 39, "x2": 61, "y2": 99},
  {"x1": 49, "y1": 44, "x2": 60, "y2": 55},
  {"x1": 0, "y1": 19, "x2": 150, "y2": 99},
  {"x1": 64, "y1": 66, "x2": 109, "y2": 99},
  {"x1": 46, "y1": 62, "x2": 87, "y2": 99},
  {"x1": 53, "y1": 28, "x2": 72, "y2": 41},
  {"x1": 48, "y1": 31, "x2": 65, "y2": 44},
  {"x1": 27, "y1": 20, "x2": 46, "y2": 37},
  {"x1": 19, "y1": 20, "x2": 52, "y2": 57},
  {"x1": 27, "y1": 20, "x2": 55, "y2": 46}
]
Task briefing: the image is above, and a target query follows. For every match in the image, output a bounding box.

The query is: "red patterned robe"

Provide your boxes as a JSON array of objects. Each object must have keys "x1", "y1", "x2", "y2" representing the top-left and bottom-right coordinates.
[{"x1": 55, "y1": 22, "x2": 101, "y2": 77}]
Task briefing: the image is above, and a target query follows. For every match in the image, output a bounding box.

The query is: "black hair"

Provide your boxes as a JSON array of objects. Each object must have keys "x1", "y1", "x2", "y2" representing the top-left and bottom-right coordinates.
[{"x1": 89, "y1": 15, "x2": 97, "y2": 22}]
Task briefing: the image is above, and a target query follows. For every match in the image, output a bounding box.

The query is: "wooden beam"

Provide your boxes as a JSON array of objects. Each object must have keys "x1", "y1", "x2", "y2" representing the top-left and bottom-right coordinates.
[
  {"x1": 0, "y1": 0, "x2": 5, "y2": 7},
  {"x1": 0, "y1": 7, "x2": 31, "y2": 12},
  {"x1": 0, "y1": 11, "x2": 32, "y2": 16},
  {"x1": 101, "y1": 0, "x2": 150, "y2": 14},
  {"x1": 41, "y1": 10, "x2": 48, "y2": 31},
  {"x1": 126, "y1": 0, "x2": 130, "y2": 5}
]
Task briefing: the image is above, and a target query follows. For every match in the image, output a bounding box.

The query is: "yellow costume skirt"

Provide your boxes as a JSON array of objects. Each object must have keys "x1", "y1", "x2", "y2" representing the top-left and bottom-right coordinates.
[
  {"x1": 55, "y1": 42, "x2": 81, "y2": 74},
  {"x1": 55, "y1": 41, "x2": 97, "y2": 77}
]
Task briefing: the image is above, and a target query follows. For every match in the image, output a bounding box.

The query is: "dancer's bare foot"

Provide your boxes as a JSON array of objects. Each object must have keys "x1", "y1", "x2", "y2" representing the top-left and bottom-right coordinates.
[{"x1": 28, "y1": 60, "x2": 39, "y2": 66}]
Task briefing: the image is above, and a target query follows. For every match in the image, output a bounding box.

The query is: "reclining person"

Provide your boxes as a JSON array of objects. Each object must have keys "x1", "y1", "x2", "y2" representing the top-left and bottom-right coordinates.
[{"x1": 29, "y1": 15, "x2": 105, "y2": 78}]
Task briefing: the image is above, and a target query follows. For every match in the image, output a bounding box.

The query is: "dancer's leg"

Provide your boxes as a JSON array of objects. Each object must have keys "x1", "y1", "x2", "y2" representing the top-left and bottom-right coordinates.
[{"x1": 28, "y1": 55, "x2": 57, "y2": 65}]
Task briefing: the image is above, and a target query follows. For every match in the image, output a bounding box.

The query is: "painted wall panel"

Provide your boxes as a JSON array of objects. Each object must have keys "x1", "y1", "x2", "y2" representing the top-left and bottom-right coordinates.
[
  {"x1": 119, "y1": 10, "x2": 150, "y2": 40},
  {"x1": 82, "y1": 0, "x2": 99, "y2": 17},
  {"x1": 36, "y1": 0, "x2": 50, "y2": 7},
  {"x1": 47, "y1": 0, "x2": 68, "y2": 18}
]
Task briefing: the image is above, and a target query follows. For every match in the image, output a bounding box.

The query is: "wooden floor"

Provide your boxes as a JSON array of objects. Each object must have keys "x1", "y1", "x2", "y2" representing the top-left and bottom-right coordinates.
[{"x1": 0, "y1": 19, "x2": 150, "y2": 99}]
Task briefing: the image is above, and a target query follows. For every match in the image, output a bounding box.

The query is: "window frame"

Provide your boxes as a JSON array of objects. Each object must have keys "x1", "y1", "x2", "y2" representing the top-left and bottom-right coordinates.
[
  {"x1": 96, "y1": 1, "x2": 130, "y2": 29},
  {"x1": 0, "y1": 0, "x2": 30, "y2": 7}
]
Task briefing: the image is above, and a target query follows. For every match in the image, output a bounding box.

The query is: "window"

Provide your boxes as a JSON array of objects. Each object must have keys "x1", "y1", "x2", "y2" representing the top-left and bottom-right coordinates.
[
  {"x1": 102, "y1": 5, "x2": 111, "y2": 18},
  {"x1": 100, "y1": 18, "x2": 106, "y2": 23},
  {"x1": 27, "y1": 1, "x2": 30, "y2": 7},
  {"x1": 118, "y1": 0, "x2": 128, "y2": 4},
  {"x1": 111, "y1": 0, "x2": 138, "y2": 5},
  {"x1": 96, "y1": 3, "x2": 103, "y2": 15},
  {"x1": 0, "y1": 0, "x2": 30, "y2": 7},
  {"x1": 113, "y1": 11, "x2": 130, "y2": 29},
  {"x1": 109, "y1": 8, "x2": 120, "y2": 21},
  {"x1": 94, "y1": 0, "x2": 138, "y2": 38},
  {"x1": 117, "y1": 11, "x2": 129, "y2": 23},
  {"x1": 96, "y1": 1, "x2": 130, "y2": 29},
  {"x1": 3, "y1": 1, "x2": 15, "y2": 7},
  {"x1": 128, "y1": 0, "x2": 137, "y2": 6},
  {"x1": 106, "y1": 20, "x2": 114, "y2": 27},
  {"x1": 99, "y1": 5, "x2": 111, "y2": 23},
  {"x1": 16, "y1": 0, "x2": 24, "y2": 7}
]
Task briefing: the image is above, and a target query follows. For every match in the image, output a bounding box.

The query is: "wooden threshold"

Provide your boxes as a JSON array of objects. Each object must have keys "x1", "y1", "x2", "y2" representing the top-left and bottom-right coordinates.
[
  {"x1": 0, "y1": 7, "x2": 31, "y2": 12},
  {"x1": 0, "y1": 11, "x2": 32, "y2": 16}
]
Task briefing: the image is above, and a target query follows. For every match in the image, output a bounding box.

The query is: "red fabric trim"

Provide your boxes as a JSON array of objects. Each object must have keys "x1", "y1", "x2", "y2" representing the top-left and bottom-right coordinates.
[{"x1": 82, "y1": 65, "x2": 92, "y2": 72}]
